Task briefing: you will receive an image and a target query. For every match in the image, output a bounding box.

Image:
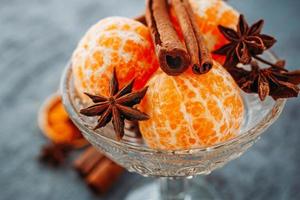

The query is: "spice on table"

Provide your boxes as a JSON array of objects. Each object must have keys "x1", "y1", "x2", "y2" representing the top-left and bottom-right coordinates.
[
  {"x1": 146, "y1": 0, "x2": 190, "y2": 75},
  {"x1": 39, "y1": 143, "x2": 72, "y2": 167},
  {"x1": 73, "y1": 146, "x2": 124, "y2": 194},
  {"x1": 86, "y1": 159, "x2": 124, "y2": 194},
  {"x1": 170, "y1": 0, "x2": 212, "y2": 74},
  {"x1": 74, "y1": 146, "x2": 105, "y2": 176}
]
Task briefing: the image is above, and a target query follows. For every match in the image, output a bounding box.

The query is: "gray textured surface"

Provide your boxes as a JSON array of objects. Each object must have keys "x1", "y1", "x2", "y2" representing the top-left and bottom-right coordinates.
[{"x1": 0, "y1": 0, "x2": 299, "y2": 200}]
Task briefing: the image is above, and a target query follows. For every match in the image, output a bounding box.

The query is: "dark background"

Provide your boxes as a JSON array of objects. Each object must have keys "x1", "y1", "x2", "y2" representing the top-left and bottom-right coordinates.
[{"x1": 0, "y1": 0, "x2": 299, "y2": 199}]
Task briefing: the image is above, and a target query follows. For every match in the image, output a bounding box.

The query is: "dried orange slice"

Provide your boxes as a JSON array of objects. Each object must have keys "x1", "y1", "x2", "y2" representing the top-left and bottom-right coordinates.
[
  {"x1": 38, "y1": 93, "x2": 87, "y2": 148},
  {"x1": 72, "y1": 17, "x2": 159, "y2": 100},
  {"x1": 139, "y1": 61, "x2": 244, "y2": 150}
]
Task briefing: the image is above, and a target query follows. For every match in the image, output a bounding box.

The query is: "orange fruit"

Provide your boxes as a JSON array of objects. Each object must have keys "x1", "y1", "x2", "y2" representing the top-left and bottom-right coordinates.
[
  {"x1": 139, "y1": 61, "x2": 244, "y2": 150},
  {"x1": 170, "y1": 0, "x2": 239, "y2": 62},
  {"x1": 72, "y1": 17, "x2": 159, "y2": 100},
  {"x1": 38, "y1": 94, "x2": 87, "y2": 148}
]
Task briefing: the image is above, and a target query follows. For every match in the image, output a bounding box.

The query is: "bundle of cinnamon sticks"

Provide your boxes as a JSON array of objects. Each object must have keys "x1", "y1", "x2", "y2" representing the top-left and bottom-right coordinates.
[
  {"x1": 39, "y1": 143, "x2": 124, "y2": 194},
  {"x1": 146, "y1": 0, "x2": 213, "y2": 75},
  {"x1": 74, "y1": 146, "x2": 124, "y2": 194}
]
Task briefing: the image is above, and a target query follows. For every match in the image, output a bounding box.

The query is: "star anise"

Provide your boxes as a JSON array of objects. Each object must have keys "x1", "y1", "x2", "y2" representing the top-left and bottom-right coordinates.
[
  {"x1": 80, "y1": 69, "x2": 150, "y2": 140},
  {"x1": 38, "y1": 143, "x2": 72, "y2": 167},
  {"x1": 229, "y1": 61, "x2": 300, "y2": 101},
  {"x1": 213, "y1": 14, "x2": 276, "y2": 67}
]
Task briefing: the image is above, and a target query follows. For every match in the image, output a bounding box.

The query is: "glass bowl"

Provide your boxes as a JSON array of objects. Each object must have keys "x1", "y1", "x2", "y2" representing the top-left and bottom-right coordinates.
[{"x1": 61, "y1": 52, "x2": 286, "y2": 199}]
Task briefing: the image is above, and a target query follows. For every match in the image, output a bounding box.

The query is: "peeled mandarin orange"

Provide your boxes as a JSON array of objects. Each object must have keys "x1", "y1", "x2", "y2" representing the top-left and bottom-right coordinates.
[
  {"x1": 72, "y1": 17, "x2": 159, "y2": 100},
  {"x1": 139, "y1": 61, "x2": 244, "y2": 150},
  {"x1": 170, "y1": 0, "x2": 239, "y2": 62}
]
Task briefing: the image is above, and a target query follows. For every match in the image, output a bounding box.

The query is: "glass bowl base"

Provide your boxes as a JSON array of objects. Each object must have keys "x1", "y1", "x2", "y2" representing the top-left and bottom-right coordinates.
[{"x1": 125, "y1": 177, "x2": 220, "y2": 200}]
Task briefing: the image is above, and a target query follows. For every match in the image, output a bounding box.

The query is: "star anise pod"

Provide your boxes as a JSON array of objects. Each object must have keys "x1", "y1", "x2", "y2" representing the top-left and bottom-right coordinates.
[
  {"x1": 229, "y1": 61, "x2": 300, "y2": 101},
  {"x1": 80, "y1": 69, "x2": 150, "y2": 140},
  {"x1": 213, "y1": 14, "x2": 276, "y2": 67},
  {"x1": 38, "y1": 143, "x2": 72, "y2": 167}
]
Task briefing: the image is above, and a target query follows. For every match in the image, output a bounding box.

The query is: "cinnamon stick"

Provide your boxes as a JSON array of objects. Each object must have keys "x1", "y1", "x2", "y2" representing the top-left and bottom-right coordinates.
[
  {"x1": 146, "y1": 0, "x2": 190, "y2": 76},
  {"x1": 86, "y1": 159, "x2": 124, "y2": 194},
  {"x1": 171, "y1": 0, "x2": 213, "y2": 74},
  {"x1": 74, "y1": 146, "x2": 104, "y2": 176},
  {"x1": 135, "y1": 15, "x2": 146, "y2": 25}
]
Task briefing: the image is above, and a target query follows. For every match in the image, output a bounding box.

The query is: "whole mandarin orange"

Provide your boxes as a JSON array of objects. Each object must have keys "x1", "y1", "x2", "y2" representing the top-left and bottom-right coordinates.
[
  {"x1": 170, "y1": 0, "x2": 239, "y2": 62},
  {"x1": 72, "y1": 17, "x2": 159, "y2": 100},
  {"x1": 139, "y1": 61, "x2": 244, "y2": 150}
]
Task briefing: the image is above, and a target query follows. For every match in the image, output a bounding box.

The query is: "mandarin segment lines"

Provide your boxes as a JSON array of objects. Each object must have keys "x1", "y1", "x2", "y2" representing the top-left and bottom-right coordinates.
[
  {"x1": 72, "y1": 17, "x2": 159, "y2": 101},
  {"x1": 139, "y1": 61, "x2": 244, "y2": 150},
  {"x1": 189, "y1": 0, "x2": 239, "y2": 52}
]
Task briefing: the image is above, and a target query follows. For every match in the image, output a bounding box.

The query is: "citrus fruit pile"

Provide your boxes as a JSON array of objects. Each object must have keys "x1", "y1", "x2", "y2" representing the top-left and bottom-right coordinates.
[{"x1": 72, "y1": 0, "x2": 244, "y2": 150}]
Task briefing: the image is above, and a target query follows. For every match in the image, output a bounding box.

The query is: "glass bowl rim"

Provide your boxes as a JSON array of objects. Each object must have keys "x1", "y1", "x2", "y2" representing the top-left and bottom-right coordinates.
[{"x1": 60, "y1": 52, "x2": 286, "y2": 155}]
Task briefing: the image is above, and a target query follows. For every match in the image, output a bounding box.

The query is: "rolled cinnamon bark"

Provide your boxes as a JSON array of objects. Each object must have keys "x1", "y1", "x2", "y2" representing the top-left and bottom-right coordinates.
[
  {"x1": 134, "y1": 15, "x2": 146, "y2": 25},
  {"x1": 86, "y1": 159, "x2": 124, "y2": 193},
  {"x1": 146, "y1": 0, "x2": 190, "y2": 76},
  {"x1": 74, "y1": 146, "x2": 104, "y2": 176},
  {"x1": 171, "y1": 0, "x2": 213, "y2": 74}
]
